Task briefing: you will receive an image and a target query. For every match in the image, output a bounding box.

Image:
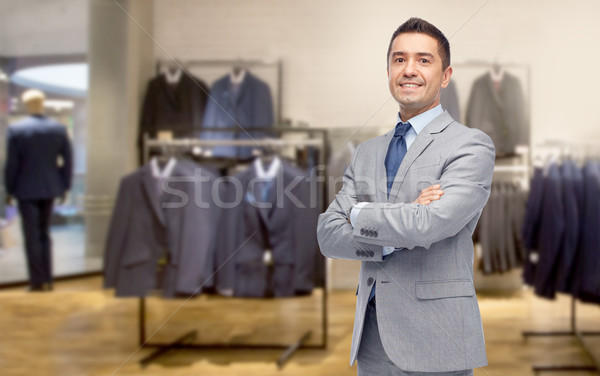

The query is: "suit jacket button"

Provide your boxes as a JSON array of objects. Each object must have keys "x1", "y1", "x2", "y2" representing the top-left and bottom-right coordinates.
[
  {"x1": 368, "y1": 251, "x2": 374, "y2": 257},
  {"x1": 367, "y1": 277, "x2": 374, "y2": 286},
  {"x1": 356, "y1": 250, "x2": 361, "y2": 256},
  {"x1": 374, "y1": 231, "x2": 378, "y2": 237},
  {"x1": 368, "y1": 230, "x2": 373, "y2": 237},
  {"x1": 360, "y1": 228, "x2": 365, "y2": 235}
]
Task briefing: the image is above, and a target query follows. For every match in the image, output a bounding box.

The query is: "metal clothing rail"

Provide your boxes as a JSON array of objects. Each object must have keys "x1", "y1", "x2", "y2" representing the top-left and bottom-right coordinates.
[{"x1": 138, "y1": 128, "x2": 329, "y2": 369}]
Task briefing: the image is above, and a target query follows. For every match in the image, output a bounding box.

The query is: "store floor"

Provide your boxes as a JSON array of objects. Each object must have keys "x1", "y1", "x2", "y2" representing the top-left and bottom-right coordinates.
[
  {"x1": 0, "y1": 222, "x2": 99, "y2": 285},
  {"x1": 1, "y1": 277, "x2": 599, "y2": 376}
]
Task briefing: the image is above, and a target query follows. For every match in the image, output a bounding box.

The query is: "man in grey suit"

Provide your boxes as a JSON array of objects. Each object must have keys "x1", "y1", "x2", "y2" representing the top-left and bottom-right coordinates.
[{"x1": 317, "y1": 18, "x2": 495, "y2": 375}]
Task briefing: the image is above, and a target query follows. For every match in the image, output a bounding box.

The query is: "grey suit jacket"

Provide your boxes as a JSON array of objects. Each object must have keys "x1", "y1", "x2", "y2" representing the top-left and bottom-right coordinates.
[
  {"x1": 103, "y1": 161, "x2": 220, "y2": 297},
  {"x1": 317, "y1": 111, "x2": 494, "y2": 372},
  {"x1": 466, "y1": 71, "x2": 528, "y2": 157}
]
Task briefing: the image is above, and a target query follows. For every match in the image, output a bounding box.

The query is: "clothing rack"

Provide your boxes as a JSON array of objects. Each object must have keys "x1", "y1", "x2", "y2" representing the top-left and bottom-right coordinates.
[
  {"x1": 138, "y1": 128, "x2": 329, "y2": 369},
  {"x1": 522, "y1": 139, "x2": 600, "y2": 373},
  {"x1": 156, "y1": 58, "x2": 283, "y2": 124}
]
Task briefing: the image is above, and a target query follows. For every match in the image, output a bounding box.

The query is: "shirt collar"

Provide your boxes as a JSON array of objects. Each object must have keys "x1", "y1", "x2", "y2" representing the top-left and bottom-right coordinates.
[
  {"x1": 150, "y1": 157, "x2": 177, "y2": 179},
  {"x1": 254, "y1": 156, "x2": 281, "y2": 180},
  {"x1": 396, "y1": 104, "x2": 443, "y2": 135}
]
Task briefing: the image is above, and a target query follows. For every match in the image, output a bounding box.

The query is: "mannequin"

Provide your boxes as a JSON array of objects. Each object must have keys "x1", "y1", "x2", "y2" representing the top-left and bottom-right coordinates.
[
  {"x1": 4, "y1": 89, "x2": 73, "y2": 292},
  {"x1": 22, "y1": 89, "x2": 45, "y2": 114}
]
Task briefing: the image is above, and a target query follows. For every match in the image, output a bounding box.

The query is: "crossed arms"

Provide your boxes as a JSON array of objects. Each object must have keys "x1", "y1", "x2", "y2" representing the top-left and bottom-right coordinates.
[{"x1": 317, "y1": 130, "x2": 495, "y2": 262}]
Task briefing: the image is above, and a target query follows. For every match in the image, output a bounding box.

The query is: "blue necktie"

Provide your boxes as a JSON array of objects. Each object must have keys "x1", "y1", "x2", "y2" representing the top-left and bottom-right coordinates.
[
  {"x1": 384, "y1": 121, "x2": 412, "y2": 197},
  {"x1": 369, "y1": 121, "x2": 412, "y2": 303}
]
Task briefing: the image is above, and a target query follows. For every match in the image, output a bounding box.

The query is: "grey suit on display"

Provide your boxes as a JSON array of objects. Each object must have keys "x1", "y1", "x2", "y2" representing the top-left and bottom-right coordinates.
[
  {"x1": 103, "y1": 161, "x2": 220, "y2": 297},
  {"x1": 317, "y1": 111, "x2": 494, "y2": 373}
]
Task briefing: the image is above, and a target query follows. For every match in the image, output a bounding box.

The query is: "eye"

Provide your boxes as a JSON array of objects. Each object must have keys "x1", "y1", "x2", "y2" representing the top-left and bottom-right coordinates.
[
  {"x1": 419, "y1": 58, "x2": 430, "y2": 64},
  {"x1": 394, "y1": 57, "x2": 404, "y2": 63}
]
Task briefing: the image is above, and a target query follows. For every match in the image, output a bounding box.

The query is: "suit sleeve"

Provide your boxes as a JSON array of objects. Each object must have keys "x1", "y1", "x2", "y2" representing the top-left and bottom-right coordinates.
[
  {"x1": 351, "y1": 130, "x2": 495, "y2": 251},
  {"x1": 103, "y1": 178, "x2": 132, "y2": 288},
  {"x1": 4, "y1": 128, "x2": 19, "y2": 196},
  {"x1": 59, "y1": 128, "x2": 73, "y2": 192},
  {"x1": 317, "y1": 143, "x2": 386, "y2": 262}
]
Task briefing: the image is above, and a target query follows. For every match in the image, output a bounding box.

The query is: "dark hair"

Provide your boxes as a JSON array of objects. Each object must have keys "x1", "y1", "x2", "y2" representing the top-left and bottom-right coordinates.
[{"x1": 386, "y1": 17, "x2": 451, "y2": 71}]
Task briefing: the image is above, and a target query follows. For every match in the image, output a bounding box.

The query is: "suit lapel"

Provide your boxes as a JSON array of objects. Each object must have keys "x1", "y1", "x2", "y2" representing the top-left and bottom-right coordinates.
[
  {"x1": 244, "y1": 168, "x2": 270, "y2": 232},
  {"x1": 388, "y1": 111, "x2": 454, "y2": 202},
  {"x1": 141, "y1": 165, "x2": 166, "y2": 226},
  {"x1": 375, "y1": 131, "x2": 393, "y2": 203}
]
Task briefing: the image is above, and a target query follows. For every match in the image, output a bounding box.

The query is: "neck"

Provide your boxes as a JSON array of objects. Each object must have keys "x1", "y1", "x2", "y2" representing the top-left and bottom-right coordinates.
[
  {"x1": 399, "y1": 89, "x2": 441, "y2": 122},
  {"x1": 399, "y1": 101, "x2": 438, "y2": 122}
]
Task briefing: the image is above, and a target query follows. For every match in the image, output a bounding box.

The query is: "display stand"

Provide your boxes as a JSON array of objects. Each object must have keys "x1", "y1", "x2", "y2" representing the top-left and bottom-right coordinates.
[
  {"x1": 138, "y1": 128, "x2": 329, "y2": 369},
  {"x1": 523, "y1": 298, "x2": 600, "y2": 373}
]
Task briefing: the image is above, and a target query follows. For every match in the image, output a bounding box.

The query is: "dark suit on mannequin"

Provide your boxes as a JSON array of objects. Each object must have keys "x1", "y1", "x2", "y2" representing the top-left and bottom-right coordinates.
[{"x1": 4, "y1": 114, "x2": 73, "y2": 290}]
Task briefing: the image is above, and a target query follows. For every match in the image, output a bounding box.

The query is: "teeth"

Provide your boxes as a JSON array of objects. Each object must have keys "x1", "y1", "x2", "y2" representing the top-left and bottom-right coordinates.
[{"x1": 401, "y1": 84, "x2": 420, "y2": 87}]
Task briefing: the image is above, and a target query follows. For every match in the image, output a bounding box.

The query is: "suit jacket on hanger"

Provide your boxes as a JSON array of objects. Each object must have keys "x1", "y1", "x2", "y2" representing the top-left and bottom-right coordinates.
[
  {"x1": 533, "y1": 163, "x2": 565, "y2": 299},
  {"x1": 440, "y1": 79, "x2": 461, "y2": 122},
  {"x1": 214, "y1": 160, "x2": 320, "y2": 297},
  {"x1": 201, "y1": 71, "x2": 274, "y2": 159},
  {"x1": 139, "y1": 73, "x2": 209, "y2": 162},
  {"x1": 555, "y1": 160, "x2": 581, "y2": 293},
  {"x1": 577, "y1": 160, "x2": 600, "y2": 302},
  {"x1": 466, "y1": 71, "x2": 528, "y2": 157},
  {"x1": 521, "y1": 167, "x2": 544, "y2": 285},
  {"x1": 103, "y1": 160, "x2": 220, "y2": 297}
]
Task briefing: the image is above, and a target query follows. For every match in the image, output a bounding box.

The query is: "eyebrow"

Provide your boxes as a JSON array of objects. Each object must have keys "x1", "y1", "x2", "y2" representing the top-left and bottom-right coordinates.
[{"x1": 391, "y1": 51, "x2": 435, "y2": 59}]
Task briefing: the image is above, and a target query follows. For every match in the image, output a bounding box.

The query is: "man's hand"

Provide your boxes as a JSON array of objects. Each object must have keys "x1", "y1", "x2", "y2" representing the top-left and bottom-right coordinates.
[{"x1": 413, "y1": 184, "x2": 444, "y2": 205}]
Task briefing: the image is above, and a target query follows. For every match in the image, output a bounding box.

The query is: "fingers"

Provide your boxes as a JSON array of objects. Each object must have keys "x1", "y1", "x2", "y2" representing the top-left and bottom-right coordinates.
[
  {"x1": 419, "y1": 184, "x2": 441, "y2": 194},
  {"x1": 414, "y1": 186, "x2": 444, "y2": 205},
  {"x1": 419, "y1": 191, "x2": 444, "y2": 201}
]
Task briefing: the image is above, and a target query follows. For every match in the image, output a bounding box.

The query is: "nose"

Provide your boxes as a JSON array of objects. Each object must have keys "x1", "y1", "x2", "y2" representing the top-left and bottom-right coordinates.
[{"x1": 403, "y1": 59, "x2": 417, "y2": 77}]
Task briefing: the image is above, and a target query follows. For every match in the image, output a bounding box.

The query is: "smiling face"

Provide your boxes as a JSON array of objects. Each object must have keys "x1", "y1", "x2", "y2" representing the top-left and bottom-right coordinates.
[{"x1": 387, "y1": 32, "x2": 452, "y2": 121}]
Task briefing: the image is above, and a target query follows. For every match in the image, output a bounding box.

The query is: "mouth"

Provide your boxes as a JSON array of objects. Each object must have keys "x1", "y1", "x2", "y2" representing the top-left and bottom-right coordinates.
[{"x1": 398, "y1": 82, "x2": 423, "y2": 88}]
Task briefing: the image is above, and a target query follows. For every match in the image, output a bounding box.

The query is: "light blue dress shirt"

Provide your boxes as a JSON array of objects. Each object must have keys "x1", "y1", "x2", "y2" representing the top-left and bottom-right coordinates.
[{"x1": 350, "y1": 104, "x2": 444, "y2": 256}]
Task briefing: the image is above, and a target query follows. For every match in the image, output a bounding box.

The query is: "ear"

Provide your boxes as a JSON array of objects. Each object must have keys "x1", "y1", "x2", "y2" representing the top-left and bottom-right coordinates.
[{"x1": 440, "y1": 66, "x2": 452, "y2": 88}]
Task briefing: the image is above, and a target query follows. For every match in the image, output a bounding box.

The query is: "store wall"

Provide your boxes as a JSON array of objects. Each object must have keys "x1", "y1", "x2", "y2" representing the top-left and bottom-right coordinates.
[
  {"x1": 0, "y1": 0, "x2": 87, "y2": 56},
  {"x1": 153, "y1": 0, "x2": 600, "y2": 144}
]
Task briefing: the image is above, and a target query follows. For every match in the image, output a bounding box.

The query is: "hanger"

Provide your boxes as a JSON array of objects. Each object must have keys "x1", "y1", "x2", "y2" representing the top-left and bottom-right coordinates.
[
  {"x1": 259, "y1": 139, "x2": 280, "y2": 165},
  {"x1": 159, "y1": 59, "x2": 185, "y2": 84},
  {"x1": 230, "y1": 58, "x2": 248, "y2": 85},
  {"x1": 489, "y1": 61, "x2": 504, "y2": 83}
]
